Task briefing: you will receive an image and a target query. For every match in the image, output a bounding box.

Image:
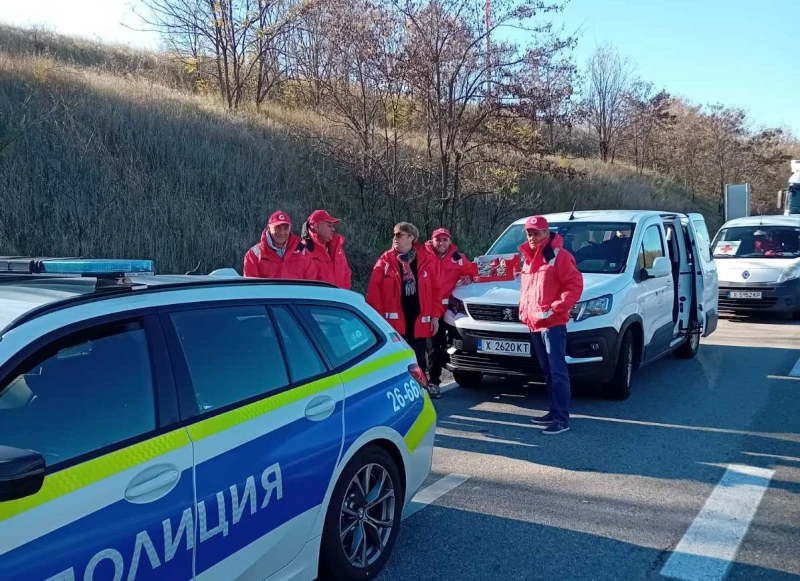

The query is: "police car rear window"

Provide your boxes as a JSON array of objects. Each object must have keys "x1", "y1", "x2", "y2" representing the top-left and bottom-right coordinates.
[
  {"x1": 170, "y1": 305, "x2": 289, "y2": 412},
  {"x1": 298, "y1": 306, "x2": 378, "y2": 368}
]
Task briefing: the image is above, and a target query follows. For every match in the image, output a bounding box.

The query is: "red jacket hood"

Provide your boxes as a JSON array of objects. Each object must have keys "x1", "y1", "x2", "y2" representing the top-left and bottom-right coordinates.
[
  {"x1": 519, "y1": 233, "x2": 564, "y2": 263},
  {"x1": 310, "y1": 231, "x2": 346, "y2": 254}
]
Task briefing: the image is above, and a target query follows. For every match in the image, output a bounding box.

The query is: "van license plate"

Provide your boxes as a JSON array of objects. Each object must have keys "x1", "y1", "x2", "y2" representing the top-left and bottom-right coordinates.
[
  {"x1": 477, "y1": 339, "x2": 530, "y2": 357},
  {"x1": 728, "y1": 291, "x2": 762, "y2": 299}
]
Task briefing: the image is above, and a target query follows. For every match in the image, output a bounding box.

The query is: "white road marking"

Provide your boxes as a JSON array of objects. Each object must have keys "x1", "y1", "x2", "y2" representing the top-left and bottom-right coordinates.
[
  {"x1": 789, "y1": 355, "x2": 800, "y2": 377},
  {"x1": 659, "y1": 464, "x2": 775, "y2": 581},
  {"x1": 402, "y1": 473, "x2": 470, "y2": 520},
  {"x1": 440, "y1": 381, "x2": 458, "y2": 393}
]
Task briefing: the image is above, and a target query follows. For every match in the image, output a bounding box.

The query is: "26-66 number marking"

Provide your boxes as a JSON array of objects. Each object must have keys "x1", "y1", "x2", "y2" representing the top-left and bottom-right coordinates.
[{"x1": 387, "y1": 380, "x2": 422, "y2": 412}]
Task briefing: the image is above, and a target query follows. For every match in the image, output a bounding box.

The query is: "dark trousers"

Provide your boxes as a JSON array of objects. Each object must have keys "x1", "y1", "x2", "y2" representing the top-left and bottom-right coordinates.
[
  {"x1": 403, "y1": 333, "x2": 428, "y2": 371},
  {"x1": 531, "y1": 325, "x2": 571, "y2": 425},
  {"x1": 426, "y1": 321, "x2": 451, "y2": 385}
]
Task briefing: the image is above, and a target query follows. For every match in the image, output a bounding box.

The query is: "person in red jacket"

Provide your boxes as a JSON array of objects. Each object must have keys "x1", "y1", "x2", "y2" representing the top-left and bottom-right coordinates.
[
  {"x1": 243, "y1": 210, "x2": 316, "y2": 280},
  {"x1": 423, "y1": 227, "x2": 475, "y2": 398},
  {"x1": 301, "y1": 209, "x2": 352, "y2": 289},
  {"x1": 366, "y1": 222, "x2": 441, "y2": 379},
  {"x1": 518, "y1": 215, "x2": 583, "y2": 435}
]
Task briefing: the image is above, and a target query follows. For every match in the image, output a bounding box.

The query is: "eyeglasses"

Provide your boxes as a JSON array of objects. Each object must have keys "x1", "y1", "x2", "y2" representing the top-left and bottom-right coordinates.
[{"x1": 393, "y1": 232, "x2": 409, "y2": 238}]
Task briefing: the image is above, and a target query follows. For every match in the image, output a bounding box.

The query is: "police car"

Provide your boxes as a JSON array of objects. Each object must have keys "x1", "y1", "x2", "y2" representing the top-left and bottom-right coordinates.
[{"x1": 0, "y1": 258, "x2": 435, "y2": 581}]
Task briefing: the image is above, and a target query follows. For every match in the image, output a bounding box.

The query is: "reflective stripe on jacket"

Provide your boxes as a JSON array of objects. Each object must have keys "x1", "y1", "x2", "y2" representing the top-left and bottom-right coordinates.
[{"x1": 365, "y1": 243, "x2": 441, "y2": 338}]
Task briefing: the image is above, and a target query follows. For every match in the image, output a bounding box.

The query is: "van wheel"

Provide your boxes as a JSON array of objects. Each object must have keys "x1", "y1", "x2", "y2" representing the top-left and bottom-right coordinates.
[
  {"x1": 601, "y1": 330, "x2": 633, "y2": 400},
  {"x1": 674, "y1": 328, "x2": 700, "y2": 359},
  {"x1": 453, "y1": 370, "x2": 483, "y2": 388},
  {"x1": 319, "y1": 446, "x2": 403, "y2": 581}
]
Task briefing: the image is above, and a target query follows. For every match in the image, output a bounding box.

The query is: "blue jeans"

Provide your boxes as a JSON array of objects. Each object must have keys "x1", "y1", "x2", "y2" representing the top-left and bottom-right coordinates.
[{"x1": 531, "y1": 325, "x2": 571, "y2": 425}]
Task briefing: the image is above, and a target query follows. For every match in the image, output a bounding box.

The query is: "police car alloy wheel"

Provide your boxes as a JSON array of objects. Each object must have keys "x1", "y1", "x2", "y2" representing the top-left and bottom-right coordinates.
[{"x1": 320, "y1": 445, "x2": 403, "y2": 580}]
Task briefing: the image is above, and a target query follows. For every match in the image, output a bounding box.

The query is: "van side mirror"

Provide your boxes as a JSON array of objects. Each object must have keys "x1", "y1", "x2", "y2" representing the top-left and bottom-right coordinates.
[
  {"x1": 645, "y1": 256, "x2": 671, "y2": 279},
  {"x1": 778, "y1": 189, "x2": 786, "y2": 209},
  {"x1": 0, "y1": 446, "x2": 46, "y2": 502}
]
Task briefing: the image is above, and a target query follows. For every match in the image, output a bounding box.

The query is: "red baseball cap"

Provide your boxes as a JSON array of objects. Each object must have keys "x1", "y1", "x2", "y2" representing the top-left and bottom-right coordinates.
[
  {"x1": 308, "y1": 209, "x2": 340, "y2": 225},
  {"x1": 524, "y1": 215, "x2": 549, "y2": 231},
  {"x1": 268, "y1": 210, "x2": 292, "y2": 226},
  {"x1": 432, "y1": 227, "x2": 451, "y2": 239}
]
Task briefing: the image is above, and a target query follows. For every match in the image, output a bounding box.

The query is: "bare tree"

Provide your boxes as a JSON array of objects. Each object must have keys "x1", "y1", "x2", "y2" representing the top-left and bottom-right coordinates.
[
  {"x1": 702, "y1": 103, "x2": 748, "y2": 206},
  {"x1": 623, "y1": 83, "x2": 674, "y2": 173},
  {"x1": 135, "y1": 0, "x2": 306, "y2": 109},
  {"x1": 582, "y1": 43, "x2": 635, "y2": 162}
]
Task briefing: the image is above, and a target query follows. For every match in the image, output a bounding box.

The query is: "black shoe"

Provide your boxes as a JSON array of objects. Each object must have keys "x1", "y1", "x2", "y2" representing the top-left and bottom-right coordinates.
[
  {"x1": 427, "y1": 384, "x2": 442, "y2": 399},
  {"x1": 542, "y1": 422, "x2": 570, "y2": 435},
  {"x1": 531, "y1": 413, "x2": 554, "y2": 425}
]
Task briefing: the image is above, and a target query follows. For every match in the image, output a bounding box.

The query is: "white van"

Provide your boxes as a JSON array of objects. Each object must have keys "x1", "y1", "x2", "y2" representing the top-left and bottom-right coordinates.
[
  {"x1": 711, "y1": 215, "x2": 800, "y2": 318},
  {"x1": 445, "y1": 210, "x2": 719, "y2": 400}
]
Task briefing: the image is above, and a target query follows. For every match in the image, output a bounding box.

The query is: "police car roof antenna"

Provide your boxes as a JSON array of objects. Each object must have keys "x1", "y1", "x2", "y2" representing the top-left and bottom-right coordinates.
[
  {"x1": 568, "y1": 201, "x2": 577, "y2": 221},
  {"x1": 185, "y1": 260, "x2": 202, "y2": 276}
]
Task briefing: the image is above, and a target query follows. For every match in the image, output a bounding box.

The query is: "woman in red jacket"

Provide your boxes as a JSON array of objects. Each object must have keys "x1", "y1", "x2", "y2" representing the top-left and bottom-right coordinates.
[{"x1": 367, "y1": 222, "x2": 442, "y2": 380}]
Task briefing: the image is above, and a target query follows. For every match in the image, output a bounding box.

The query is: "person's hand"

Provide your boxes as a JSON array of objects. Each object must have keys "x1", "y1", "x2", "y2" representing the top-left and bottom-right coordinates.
[
  {"x1": 432, "y1": 317, "x2": 439, "y2": 335},
  {"x1": 458, "y1": 275, "x2": 472, "y2": 285}
]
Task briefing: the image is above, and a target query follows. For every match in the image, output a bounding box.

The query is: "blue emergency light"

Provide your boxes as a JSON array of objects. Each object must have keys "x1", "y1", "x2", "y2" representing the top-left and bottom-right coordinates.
[
  {"x1": 38, "y1": 259, "x2": 155, "y2": 276},
  {"x1": 0, "y1": 257, "x2": 156, "y2": 276}
]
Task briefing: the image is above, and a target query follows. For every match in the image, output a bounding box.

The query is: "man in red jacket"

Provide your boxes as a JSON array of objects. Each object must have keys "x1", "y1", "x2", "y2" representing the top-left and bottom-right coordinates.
[
  {"x1": 518, "y1": 216, "x2": 583, "y2": 435},
  {"x1": 302, "y1": 209, "x2": 352, "y2": 289},
  {"x1": 243, "y1": 211, "x2": 316, "y2": 280},
  {"x1": 424, "y1": 227, "x2": 475, "y2": 398}
]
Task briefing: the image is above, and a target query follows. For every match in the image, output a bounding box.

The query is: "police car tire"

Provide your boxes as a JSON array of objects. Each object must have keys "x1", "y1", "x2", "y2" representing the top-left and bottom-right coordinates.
[{"x1": 319, "y1": 445, "x2": 403, "y2": 580}]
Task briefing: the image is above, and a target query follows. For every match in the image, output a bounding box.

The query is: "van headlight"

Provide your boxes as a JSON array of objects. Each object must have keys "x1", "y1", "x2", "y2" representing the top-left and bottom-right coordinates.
[
  {"x1": 570, "y1": 295, "x2": 613, "y2": 322},
  {"x1": 777, "y1": 263, "x2": 800, "y2": 283},
  {"x1": 448, "y1": 296, "x2": 467, "y2": 315}
]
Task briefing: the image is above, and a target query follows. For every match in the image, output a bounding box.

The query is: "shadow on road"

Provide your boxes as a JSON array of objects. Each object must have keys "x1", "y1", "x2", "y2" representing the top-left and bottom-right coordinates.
[
  {"x1": 380, "y1": 500, "x2": 800, "y2": 581},
  {"x1": 431, "y1": 344, "x2": 800, "y2": 491}
]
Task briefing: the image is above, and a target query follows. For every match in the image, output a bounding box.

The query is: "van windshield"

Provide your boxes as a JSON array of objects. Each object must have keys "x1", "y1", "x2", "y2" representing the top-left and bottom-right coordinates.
[
  {"x1": 487, "y1": 222, "x2": 636, "y2": 274},
  {"x1": 712, "y1": 225, "x2": 800, "y2": 258}
]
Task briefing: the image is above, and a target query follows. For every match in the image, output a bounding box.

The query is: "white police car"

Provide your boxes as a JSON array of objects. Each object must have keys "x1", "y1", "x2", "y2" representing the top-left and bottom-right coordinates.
[{"x1": 0, "y1": 258, "x2": 435, "y2": 581}]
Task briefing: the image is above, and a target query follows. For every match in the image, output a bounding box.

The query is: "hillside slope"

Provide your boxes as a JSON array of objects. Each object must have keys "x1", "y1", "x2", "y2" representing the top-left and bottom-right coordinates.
[{"x1": 0, "y1": 26, "x2": 718, "y2": 290}]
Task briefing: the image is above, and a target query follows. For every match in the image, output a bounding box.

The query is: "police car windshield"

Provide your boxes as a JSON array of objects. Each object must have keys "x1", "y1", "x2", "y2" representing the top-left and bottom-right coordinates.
[
  {"x1": 487, "y1": 222, "x2": 636, "y2": 274},
  {"x1": 712, "y1": 226, "x2": 800, "y2": 258}
]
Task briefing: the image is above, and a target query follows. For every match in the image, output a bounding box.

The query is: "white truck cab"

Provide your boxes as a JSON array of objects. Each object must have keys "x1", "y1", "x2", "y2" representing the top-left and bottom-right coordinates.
[
  {"x1": 711, "y1": 214, "x2": 800, "y2": 318},
  {"x1": 446, "y1": 210, "x2": 719, "y2": 399}
]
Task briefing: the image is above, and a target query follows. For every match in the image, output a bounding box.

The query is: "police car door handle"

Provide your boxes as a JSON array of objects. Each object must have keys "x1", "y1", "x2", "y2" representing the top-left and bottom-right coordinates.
[
  {"x1": 305, "y1": 395, "x2": 336, "y2": 421},
  {"x1": 125, "y1": 469, "x2": 180, "y2": 500}
]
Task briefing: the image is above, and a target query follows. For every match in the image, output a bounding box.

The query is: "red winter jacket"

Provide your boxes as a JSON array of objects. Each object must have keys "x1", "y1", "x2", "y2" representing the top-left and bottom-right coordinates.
[
  {"x1": 424, "y1": 241, "x2": 477, "y2": 310},
  {"x1": 243, "y1": 231, "x2": 317, "y2": 280},
  {"x1": 366, "y1": 244, "x2": 442, "y2": 338},
  {"x1": 306, "y1": 232, "x2": 352, "y2": 289},
  {"x1": 518, "y1": 233, "x2": 583, "y2": 331}
]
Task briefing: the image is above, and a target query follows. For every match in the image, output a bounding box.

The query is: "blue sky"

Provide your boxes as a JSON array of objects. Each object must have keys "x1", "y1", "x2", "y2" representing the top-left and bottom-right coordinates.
[
  {"x1": 545, "y1": 0, "x2": 799, "y2": 136},
  {"x1": 2, "y1": 0, "x2": 797, "y2": 136}
]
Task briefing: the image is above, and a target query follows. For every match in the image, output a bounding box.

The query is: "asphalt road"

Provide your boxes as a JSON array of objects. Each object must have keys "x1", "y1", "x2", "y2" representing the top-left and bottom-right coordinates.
[{"x1": 380, "y1": 315, "x2": 800, "y2": 581}]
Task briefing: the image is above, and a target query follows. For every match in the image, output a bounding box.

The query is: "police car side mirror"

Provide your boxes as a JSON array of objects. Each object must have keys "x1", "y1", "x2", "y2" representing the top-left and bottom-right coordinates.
[{"x1": 0, "y1": 445, "x2": 46, "y2": 502}]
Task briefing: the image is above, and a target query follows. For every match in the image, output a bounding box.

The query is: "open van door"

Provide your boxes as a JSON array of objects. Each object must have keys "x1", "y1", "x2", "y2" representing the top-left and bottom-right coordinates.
[{"x1": 682, "y1": 214, "x2": 719, "y2": 336}]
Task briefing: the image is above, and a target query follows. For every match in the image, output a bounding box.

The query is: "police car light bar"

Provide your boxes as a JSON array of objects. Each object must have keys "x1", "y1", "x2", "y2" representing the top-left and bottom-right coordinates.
[{"x1": 0, "y1": 257, "x2": 156, "y2": 277}]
